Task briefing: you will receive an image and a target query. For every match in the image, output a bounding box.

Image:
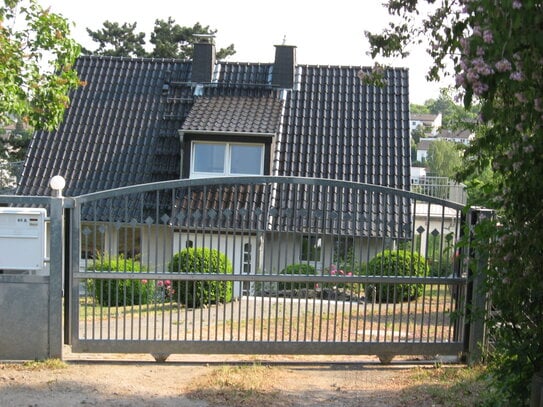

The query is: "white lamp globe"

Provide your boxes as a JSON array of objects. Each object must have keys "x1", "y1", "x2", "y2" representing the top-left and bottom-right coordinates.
[{"x1": 49, "y1": 175, "x2": 66, "y2": 191}]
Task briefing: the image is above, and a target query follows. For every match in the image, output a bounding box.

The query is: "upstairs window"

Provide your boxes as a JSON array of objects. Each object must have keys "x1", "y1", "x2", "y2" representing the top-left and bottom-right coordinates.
[{"x1": 191, "y1": 142, "x2": 264, "y2": 178}]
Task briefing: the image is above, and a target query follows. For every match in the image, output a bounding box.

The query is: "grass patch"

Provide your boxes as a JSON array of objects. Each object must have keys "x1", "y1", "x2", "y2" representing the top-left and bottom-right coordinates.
[
  {"x1": 185, "y1": 364, "x2": 282, "y2": 407},
  {"x1": 401, "y1": 365, "x2": 487, "y2": 406},
  {"x1": 0, "y1": 359, "x2": 68, "y2": 371}
]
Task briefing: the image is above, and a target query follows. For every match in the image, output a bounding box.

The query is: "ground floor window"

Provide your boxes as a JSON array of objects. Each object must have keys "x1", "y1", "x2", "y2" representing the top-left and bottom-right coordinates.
[{"x1": 300, "y1": 235, "x2": 322, "y2": 262}]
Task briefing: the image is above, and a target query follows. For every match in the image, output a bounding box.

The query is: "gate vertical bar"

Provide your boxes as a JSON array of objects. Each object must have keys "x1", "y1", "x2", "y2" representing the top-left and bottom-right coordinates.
[
  {"x1": 49, "y1": 195, "x2": 64, "y2": 358},
  {"x1": 465, "y1": 207, "x2": 494, "y2": 364}
]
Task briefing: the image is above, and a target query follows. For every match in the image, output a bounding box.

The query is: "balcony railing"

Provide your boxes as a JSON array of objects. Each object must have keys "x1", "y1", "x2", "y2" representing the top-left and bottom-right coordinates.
[{"x1": 411, "y1": 176, "x2": 467, "y2": 205}]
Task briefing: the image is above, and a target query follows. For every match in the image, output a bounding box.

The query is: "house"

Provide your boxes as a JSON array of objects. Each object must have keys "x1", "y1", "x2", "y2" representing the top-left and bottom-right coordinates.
[
  {"x1": 416, "y1": 138, "x2": 433, "y2": 162},
  {"x1": 16, "y1": 37, "x2": 411, "y2": 282},
  {"x1": 410, "y1": 113, "x2": 442, "y2": 137},
  {"x1": 437, "y1": 128, "x2": 474, "y2": 145}
]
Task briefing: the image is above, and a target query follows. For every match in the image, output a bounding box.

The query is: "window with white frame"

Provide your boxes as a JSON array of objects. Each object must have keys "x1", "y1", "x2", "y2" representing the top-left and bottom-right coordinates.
[{"x1": 190, "y1": 141, "x2": 264, "y2": 178}]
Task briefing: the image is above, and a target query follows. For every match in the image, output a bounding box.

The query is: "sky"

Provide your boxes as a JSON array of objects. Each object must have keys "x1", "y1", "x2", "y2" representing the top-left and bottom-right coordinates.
[{"x1": 41, "y1": 0, "x2": 451, "y2": 104}]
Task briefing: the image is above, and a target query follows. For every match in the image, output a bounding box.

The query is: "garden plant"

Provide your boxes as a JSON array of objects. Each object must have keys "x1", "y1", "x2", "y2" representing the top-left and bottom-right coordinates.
[
  {"x1": 366, "y1": 1, "x2": 543, "y2": 404},
  {"x1": 169, "y1": 247, "x2": 233, "y2": 307},
  {"x1": 87, "y1": 255, "x2": 154, "y2": 306}
]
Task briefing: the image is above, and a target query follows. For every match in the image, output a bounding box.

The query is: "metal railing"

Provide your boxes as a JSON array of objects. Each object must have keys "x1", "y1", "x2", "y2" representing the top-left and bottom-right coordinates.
[{"x1": 411, "y1": 176, "x2": 467, "y2": 205}]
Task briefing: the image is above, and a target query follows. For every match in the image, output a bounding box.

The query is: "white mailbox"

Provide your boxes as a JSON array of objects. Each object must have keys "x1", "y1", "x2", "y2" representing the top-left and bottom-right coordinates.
[{"x1": 0, "y1": 208, "x2": 47, "y2": 271}]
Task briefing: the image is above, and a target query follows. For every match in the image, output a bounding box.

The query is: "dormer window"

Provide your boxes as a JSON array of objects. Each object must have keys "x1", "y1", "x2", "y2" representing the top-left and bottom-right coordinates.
[{"x1": 190, "y1": 141, "x2": 264, "y2": 178}]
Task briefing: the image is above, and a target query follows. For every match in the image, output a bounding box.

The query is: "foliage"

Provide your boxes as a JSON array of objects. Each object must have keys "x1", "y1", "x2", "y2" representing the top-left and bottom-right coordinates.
[
  {"x1": 367, "y1": 250, "x2": 428, "y2": 303},
  {"x1": 85, "y1": 18, "x2": 236, "y2": 60},
  {"x1": 278, "y1": 263, "x2": 316, "y2": 291},
  {"x1": 411, "y1": 88, "x2": 479, "y2": 131},
  {"x1": 401, "y1": 365, "x2": 488, "y2": 407},
  {"x1": 426, "y1": 139, "x2": 463, "y2": 178},
  {"x1": 0, "y1": 0, "x2": 83, "y2": 130},
  {"x1": 0, "y1": 119, "x2": 32, "y2": 161},
  {"x1": 84, "y1": 21, "x2": 146, "y2": 57},
  {"x1": 87, "y1": 255, "x2": 154, "y2": 306},
  {"x1": 366, "y1": 0, "x2": 543, "y2": 404},
  {"x1": 169, "y1": 248, "x2": 233, "y2": 307}
]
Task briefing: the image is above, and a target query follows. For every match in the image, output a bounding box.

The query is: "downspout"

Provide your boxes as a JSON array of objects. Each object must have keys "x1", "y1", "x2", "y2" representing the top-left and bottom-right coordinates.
[{"x1": 178, "y1": 130, "x2": 185, "y2": 178}]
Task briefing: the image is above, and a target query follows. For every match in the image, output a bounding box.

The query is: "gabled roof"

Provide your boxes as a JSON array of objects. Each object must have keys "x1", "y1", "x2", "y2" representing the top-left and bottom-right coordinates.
[
  {"x1": 438, "y1": 129, "x2": 473, "y2": 140},
  {"x1": 16, "y1": 53, "x2": 411, "y2": 198},
  {"x1": 182, "y1": 96, "x2": 283, "y2": 135}
]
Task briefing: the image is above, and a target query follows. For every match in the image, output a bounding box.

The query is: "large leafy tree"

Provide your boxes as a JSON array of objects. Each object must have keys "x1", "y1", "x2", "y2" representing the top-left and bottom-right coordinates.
[
  {"x1": 366, "y1": 1, "x2": 543, "y2": 405},
  {"x1": 85, "y1": 18, "x2": 236, "y2": 60},
  {"x1": 426, "y1": 139, "x2": 462, "y2": 178},
  {"x1": 0, "y1": 0, "x2": 82, "y2": 131}
]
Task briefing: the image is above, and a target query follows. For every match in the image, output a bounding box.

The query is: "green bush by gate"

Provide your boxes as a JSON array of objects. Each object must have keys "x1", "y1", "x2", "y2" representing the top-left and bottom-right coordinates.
[{"x1": 169, "y1": 248, "x2": 233, "y2": 307}]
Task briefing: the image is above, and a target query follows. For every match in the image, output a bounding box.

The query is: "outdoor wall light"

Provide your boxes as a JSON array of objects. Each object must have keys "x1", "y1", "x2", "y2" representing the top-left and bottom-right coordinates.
[{"x1": 49, "y1": 175, "x2": 66, "y2": 197}]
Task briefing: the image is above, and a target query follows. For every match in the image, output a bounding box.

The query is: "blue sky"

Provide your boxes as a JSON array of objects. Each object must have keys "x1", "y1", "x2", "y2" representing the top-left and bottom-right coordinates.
[{"x1": 42, "y1": 0, "x2": 450, "y2": 104}]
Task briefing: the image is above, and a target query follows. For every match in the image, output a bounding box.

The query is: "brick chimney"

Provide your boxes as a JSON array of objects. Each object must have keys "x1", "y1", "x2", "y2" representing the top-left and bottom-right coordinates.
[
  {"x1": 272, "y1": 44, "x2": 296, "y2": 89},
  {"x1": 192, "y1": 34, "x2": 216, "y2": 83}
]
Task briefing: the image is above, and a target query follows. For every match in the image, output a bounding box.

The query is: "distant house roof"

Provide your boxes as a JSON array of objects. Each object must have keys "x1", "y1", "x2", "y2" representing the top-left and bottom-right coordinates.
[
  {"x1": 410, "y1": 113, "x2": 440, "y2": 122},
  {"x1": 417, "y1": 139, "x2": 434, "y2": 151},
  {"x1": 437, "y1": 129, "x2": 474, "y2": 140}
]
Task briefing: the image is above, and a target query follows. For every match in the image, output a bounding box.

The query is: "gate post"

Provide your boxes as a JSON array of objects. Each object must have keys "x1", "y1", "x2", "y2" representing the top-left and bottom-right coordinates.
[
  {"x1": 465, "y1": 207, "x2": 494, "y2": 365},
  {"x1": 48, "y1": 195, "x2": 64, "y2": 359}
]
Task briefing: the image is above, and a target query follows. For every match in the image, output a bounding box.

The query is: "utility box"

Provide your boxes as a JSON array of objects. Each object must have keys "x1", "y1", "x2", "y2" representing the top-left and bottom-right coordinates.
[{"x1": 0, "y1": 208, "x2": 47, "y2": 271}]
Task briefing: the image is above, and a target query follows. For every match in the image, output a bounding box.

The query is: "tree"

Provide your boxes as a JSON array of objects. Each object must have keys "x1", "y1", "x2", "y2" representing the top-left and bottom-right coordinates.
[
  {"x1": 84, "y1": 21, "x2": 146, "y2": 57},
  {"x1": 149, "y1": 20, "x2": 235, "y2": 60},
  {"x1": 365, "y1": 1, "x2": 543, "y2": 405},
  {"x1": 85, "y1": 18, "x2": 236, "y2": 60},
  {"x1": 0, "y1": 119, "x2": 32, "y2": 162},
  {"x1": 426, "y1": 139, "x2": 462, "y2": 178},
  {"x1": 0, "y1": 0, "x2": 82, "y2": 131}
]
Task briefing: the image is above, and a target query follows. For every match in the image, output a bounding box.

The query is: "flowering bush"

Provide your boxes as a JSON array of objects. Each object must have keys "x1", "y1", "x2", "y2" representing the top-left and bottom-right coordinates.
[
  {"x1": 366, "y1": 1, "x2": 543, "y2": 404},
  {"x1": 156, "y1": 279, "x2": 175, "y2": 301},
  {"x1": 323, "y1": 264, "x2": 353, "y2": 292}
]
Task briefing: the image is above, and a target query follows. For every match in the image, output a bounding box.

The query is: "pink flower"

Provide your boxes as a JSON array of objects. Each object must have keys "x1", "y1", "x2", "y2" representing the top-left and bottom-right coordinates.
[
  {"x1": 512, "y1": 0, "x2": 522, "y2": 9},
  {"x1": 483, "y1": 30, "x2": 494, "y2": 44},
  {"x1": 495, "y1": 59, "x2": 512, "y2": 72},
  {"x1": 157, "y1": 280, "x2": 164, "y2": 287},
  {"x1": 515, "y1": 92, "x2": 527, "y2": 103},
  {"x1": 141, "y1": 279, "x2": 148, "y2": 284},
  {"x1": 510, "y1": 71, "x2": 523, "y2": 81},
  {"x1": 164, "y1": 280, "x2": 171, "y2": 286}
]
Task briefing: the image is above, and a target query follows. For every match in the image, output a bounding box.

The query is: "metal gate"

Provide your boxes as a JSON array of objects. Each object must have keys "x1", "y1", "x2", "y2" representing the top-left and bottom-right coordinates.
[{"x1": 65, "y1": 176, "x2": 479, "y2": 362}]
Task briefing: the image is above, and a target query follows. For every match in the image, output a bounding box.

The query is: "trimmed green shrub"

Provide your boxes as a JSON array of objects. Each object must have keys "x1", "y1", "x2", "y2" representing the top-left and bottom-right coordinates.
[
  {"x1": 169, "y1": 248, "x2": 233, "y2": 307},
  {"x1": 279, "y1": 263, "x2": 316, "y2": 291},
  {"x1": 366, "y1": 250, "x2": 428, "y2": 303},
  {"x1": 87, "y1": 255, "x2": 154, "y2": 306}
]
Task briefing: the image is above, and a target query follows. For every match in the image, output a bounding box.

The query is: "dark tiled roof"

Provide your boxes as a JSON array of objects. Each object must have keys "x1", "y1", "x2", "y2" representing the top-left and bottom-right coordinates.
[
  {"x1": 182, "y1": 96, "x2": 283, "y2": 135},
  {"x1": 16, "y1": 55, "x2": 411, "y2": 203},
  {"x1": 274, "y1": 66, "x2": 409, "y2": 187}
]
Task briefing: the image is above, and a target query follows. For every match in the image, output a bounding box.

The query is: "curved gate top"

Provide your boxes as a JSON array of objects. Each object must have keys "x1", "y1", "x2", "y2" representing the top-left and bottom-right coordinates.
[{"x1": 65, "y1": 176, "x2": 472, "y2": 362}]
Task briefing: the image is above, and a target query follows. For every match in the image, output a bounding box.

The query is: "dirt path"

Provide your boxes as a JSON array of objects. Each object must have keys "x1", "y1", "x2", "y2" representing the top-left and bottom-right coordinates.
[{"x1": 0, "y1": 352, "x2": 444, "y2": 407}]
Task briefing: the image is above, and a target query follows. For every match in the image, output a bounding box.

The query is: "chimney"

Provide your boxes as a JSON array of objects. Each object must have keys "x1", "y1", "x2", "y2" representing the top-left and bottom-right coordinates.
[
  {"x1": 272, "y1": 44, "x2": 296, "y2": 89},
  {"x1": 192, "y1": 34, "x2": 216, "y2": 83}
]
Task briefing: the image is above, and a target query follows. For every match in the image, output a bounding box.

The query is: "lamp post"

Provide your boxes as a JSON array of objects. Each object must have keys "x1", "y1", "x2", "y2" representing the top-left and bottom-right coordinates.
[{"x1": 49, "y1": 175, "x2": 66, "y2": 197}]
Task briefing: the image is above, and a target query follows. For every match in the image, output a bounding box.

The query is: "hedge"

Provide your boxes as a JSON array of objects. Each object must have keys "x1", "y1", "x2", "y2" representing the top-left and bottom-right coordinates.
[
  {"x1": 169, "y1": 248, "x2": 233, "y2": 307},
  {"x1": 366, "y1": 250, "x2": 428, "y2": 302},
  {"x1": 87, "y1": 255, "x2": 154, "y2": 306}
]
